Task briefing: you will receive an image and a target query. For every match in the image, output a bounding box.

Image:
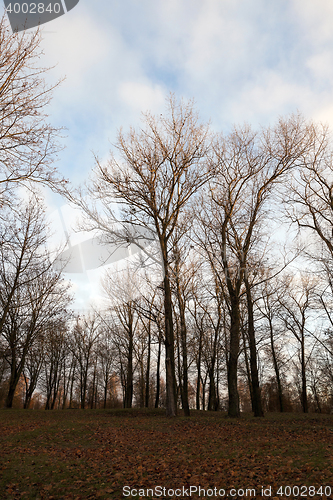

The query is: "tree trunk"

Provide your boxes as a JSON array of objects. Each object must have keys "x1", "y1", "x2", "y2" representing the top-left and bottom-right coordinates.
[
  {"x1": 201, "y1": 372, "x2": 208, "y2": 411},
  {"x1": 103, "y1": 377, "x2": 108, "y2": 409},
  {"x1": 145, "y1": 329, "x2": 151, "y2": 408},
  {"x1": 5, "y1": 344, "x2": 28, "y2": 408},
  {"x1": 312, "y1": 379, "x2": 322, "y2": 413},
  {"x1": 81, "y1": 361, "x2": 89, "y2": 409},
  {"x1": 196, "y1": 329, "x2": 203, "y2": 410},
  {"x1": 68, "y1": 360, "x2": 76, "y2": 409},
  {"x1": 301, "y1": 334, "x2": 308, "y2": 413},
  {"x1": 268, "y1": 315, "x2": 284, "y2": 412},
  {"x1": 241, "y1": 326, "x2": 253, "y2": 409},
  {"x1": 124, "y1": 322, "x2": 133, "y2": 408},
  {"x1": 90, "y1": 366, "x2": 97, "y2": 409},
  {"x1": 227, "y1": 296, "x2": 241, "y2": 417},
  {"x1": 245, "y1": 277, "x2": 264, "y2": 417},
  {"x1": 23, "y1": 371, "x2": 40, "y2": 409},
  {"x1": 155, "y1": 328, "x2": 162, "y2": 408},
  {"x1": 6, "y1": 358, "x2": 22, "y2": 408},
  {"x1": 208, "y1": 368, "x2": 217, "y2": 411},
  {"x1": 6, "y1": 372, "x2": 20, "y2": 408},
  {"x1": 177, "y1": 282, "x2": 190, "y2": 416},
  {"x1": 208, "y1": 318, "x2": 219, "y2": 411},
  {"x1": 162, "y1": 247, "x2": 177, "y2": 417}
]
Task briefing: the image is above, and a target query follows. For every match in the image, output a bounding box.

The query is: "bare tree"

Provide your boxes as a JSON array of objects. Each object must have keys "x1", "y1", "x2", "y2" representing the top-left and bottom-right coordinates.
[
  {"x1": 171, "y1": 235, "x2": 200, "y2": 416},
  {"x1": 0, "y1": 15, "x2": 64, "y2": 204},
  {"x1": 196, "y1": 116, "x2": 315, "y2": 417},
  {"x1": 134, "y1": 284, "x2": 165, "y2": 409},
  {"x1": 97, "y1": 325, "x2": 116, "y2": 409},
  {"x1": 258, "y1": 278, "x2": 288, "y2": 412},
  {"x1": 287, "y1": 124, "x2": 333, "y2": 256},
  {"x1": 0, "y1": 197, "x2": 72, "y2": 408},
  {"x1": 70, "y1": 315, "x2": 101, "y2": 410},
  {"x1": 22, "y1": 329, "x2": 44, "y2": 409},
  {"x1": 277, "y1": 274, "x2": 318, "y2": 413},
  {"x1": 101, "y1": 271, "x2": 141, "y2": 409},
  {"x1": 43, "y1": 319, "x2": 69, "y2": 410},
  {"x1": 75, "y1": 96, "x2": 212, "y2": 416},
  {"x1": 0, "y1": 198, "x2": 47, "y2": 334},
  {"x1": 288, "y1": 126, "x2": 333, "y2": 358}
]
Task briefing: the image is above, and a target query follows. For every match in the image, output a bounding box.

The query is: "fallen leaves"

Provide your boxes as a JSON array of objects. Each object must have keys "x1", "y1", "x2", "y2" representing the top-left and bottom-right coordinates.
[{"x1": 0, "y1": 410, "x2": 332, "y2": 499}]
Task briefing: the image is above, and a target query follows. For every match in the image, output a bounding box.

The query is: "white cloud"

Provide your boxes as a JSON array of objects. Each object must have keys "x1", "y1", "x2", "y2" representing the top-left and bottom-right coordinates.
[
  {"x1": 118, "y1": 81, "x2": 166, "y2": 116},
  {"x1": 291, "y1": 0, "x2": 333, "y2": 44}
]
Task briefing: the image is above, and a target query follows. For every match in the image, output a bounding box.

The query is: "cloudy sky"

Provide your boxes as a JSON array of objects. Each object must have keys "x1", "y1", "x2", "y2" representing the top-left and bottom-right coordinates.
[
  {"x1": 4, "y1": 0, "x2": 333, "y2": 308},
  {"x1": 31, "y1": 0, "x2": 333, "y2": 185}
]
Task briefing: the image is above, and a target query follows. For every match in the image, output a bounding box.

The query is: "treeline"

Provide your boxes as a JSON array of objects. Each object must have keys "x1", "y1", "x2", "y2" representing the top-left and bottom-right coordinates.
[
  {"x1": 1, "y1": 17, "x2": 333, "y2": 416},
  {"x1": 1, "y1": 260, "x2": 333, "y2": 414}
]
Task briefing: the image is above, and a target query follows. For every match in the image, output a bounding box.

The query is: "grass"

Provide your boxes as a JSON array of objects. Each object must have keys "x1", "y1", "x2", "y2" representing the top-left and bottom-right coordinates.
[{"x1": 0, "y1": 409, "x2": 332, "y2": 499}]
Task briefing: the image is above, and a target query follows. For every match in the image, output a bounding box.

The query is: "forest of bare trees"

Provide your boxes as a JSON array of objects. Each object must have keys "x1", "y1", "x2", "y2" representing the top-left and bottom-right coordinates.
[{"x1": 2, "y1": 18, "x2": 333, "y2": 417}]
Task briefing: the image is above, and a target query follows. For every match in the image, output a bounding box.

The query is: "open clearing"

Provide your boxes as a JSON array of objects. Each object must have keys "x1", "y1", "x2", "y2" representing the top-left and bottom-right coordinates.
[{"x1": 0, "y1": 409, "x2": 332, "y2": 499}]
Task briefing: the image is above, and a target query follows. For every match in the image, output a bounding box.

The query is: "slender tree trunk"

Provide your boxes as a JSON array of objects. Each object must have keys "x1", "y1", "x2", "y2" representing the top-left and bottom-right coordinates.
[
  {"x1": 103, "y1": 380, "x2": 108, "y2": 409},
  {"x1": 139, "y1": 359, "x2": 145, "y2": 408},
  {"x1": 145, "y1": 330, "x2": 151, "y2": 408},
  {"x1": 162, "y1": 248, "x2": 177, "y2": 416},
  {"x1": 68, "y1": 360, "x2": 76, "y2": 409},
  {"x1": 155, "y1": 327, "x2": 162, "y2": 408},
  {"x1": 216, "y1": 358, "x2": 220, "y2": 410},
  {"x1": 81, "y1": 361, "x2": 89, "y2": 409},
  {"x1": 301, "y1": 334, "x2": 308, "y2": 413},
  {"x1": 124, "y1": 322, "x2": 133, "y2": 408},
  {"x1": 6, "y1": 366, "x2": 21, "y2": 408},
  {"x1": 208, "y1": 323, "x2": 219, "y2": 411},
  {"x1": 228, "y1": 296, "x2": 241, "y2": 417},
  {"x1": 174, "y1": 260, "x2": 190, "y2": 416},
  {"x1": 196, "y1": 330, "x2": 203, "y2": 410},
  {"x1": 23, "y1": 373, "x2": 32, "y2": 409},
  {"x1": 201, "y1": 372, "x2": 207, "y2": 411},
  {"x1": 45, "y1": 365, "x2": 52, "y2": 410},
  {"x1": 268, "y1": 315, "x2": 284, "y2": 412},
  {"x1": 90, "y1": 366, "x2": 96, "y2": 409},
  {"x1": 208, "y1": 367, "x2": 217, "y2": 411},
  {"x1": 5, "y1": 346, "x2": 28, "y2": 408},
  {"x1": 244, "y1": 277, "x2": 264, "y2": 417},
  {"x1": 63, "y1": 357, "x2": 75, "y2": 410},
  {"x1": 23, "y1": 370, "x2": 40, "y2": 409},
  {"x1": 103, "y1": 366, "x2": 110, "y2": 409},
  {"x1": 312, "y1": 379, "x2": 322, "y2": 413},
  {"x1": 241, "y1": 326, "x2": 253, "y2": 409},
  {"x1": 179, "y1": 326, "x2": 190, "y2": 415},
  {"x1": 50, "y1": 361, "x2": 61, "y2": 410},
  {"x1": 176, "y1": 317, "x2": 183, "y2": 407}
]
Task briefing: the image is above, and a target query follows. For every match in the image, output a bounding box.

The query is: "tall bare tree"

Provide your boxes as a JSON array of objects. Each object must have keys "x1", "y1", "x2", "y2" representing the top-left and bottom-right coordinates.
[
  {"x1": 277, "y1": 275, "x2": 318, "y2": 413},
  {"x1": 75, "y1": 96, "x2": 212, "y2": 416},
  {"x1": 258, "y1": 278, "x2": 287, "y2": 412},
  {"x1": 70, "y1": 315, "x2": 101, "y2": 410},
  {"x1": 0, "y1": 197, "x2": 72, "y2": 408},
  {"x1": 97, "y1": 325, "x2": 116, "y2": 409},
  {"x1": 288, "y1": 124, "x2": 333, "y2": 355},
  {"x1": 196, "y1": 116, "x2": 315, "y2": 417},
  {"x1": 0, "y1": 15, "x2": 64, "y2": 204},
  {"x1": 43, "y1": 320, "x2": 69, "y2": 410}
]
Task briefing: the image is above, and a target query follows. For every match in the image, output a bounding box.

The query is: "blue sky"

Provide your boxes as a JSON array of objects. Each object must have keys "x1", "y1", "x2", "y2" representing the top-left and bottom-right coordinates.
[{"x1": 32, "y1": 0, "x2": 333, "y2": 186}]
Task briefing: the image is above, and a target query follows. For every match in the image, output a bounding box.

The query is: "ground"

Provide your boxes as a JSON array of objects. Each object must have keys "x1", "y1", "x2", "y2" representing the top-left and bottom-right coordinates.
[{"x1": 0, "y1": 409, "x2": 332, "y2": 499}]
